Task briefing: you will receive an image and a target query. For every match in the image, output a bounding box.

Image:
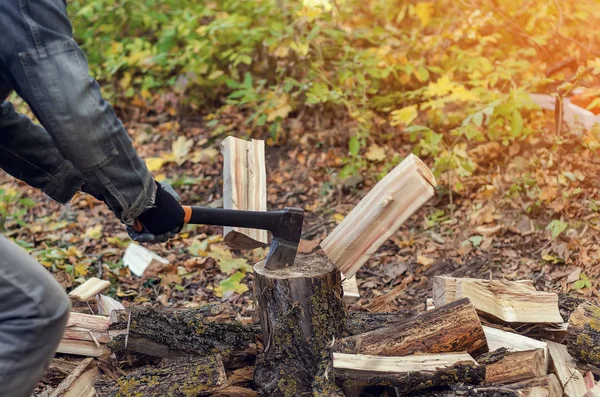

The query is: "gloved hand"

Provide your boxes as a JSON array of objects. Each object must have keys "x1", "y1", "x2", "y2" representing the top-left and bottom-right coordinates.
[{"x1": 127, "y1": 181, "x2": 185, "y2": 243}]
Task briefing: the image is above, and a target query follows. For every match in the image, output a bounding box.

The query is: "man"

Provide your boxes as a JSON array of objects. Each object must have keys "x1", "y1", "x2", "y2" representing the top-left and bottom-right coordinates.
[{"x1": 0, "y1": 0, "x2": 185, "y2": 395}]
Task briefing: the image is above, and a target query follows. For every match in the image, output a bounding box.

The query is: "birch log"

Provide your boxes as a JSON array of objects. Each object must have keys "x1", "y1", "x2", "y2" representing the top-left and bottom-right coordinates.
[
  {"x1": 321, "y1": 153, "x2": 436, "y2": 278},
  {"x1": 221, "y1": 136, "x2": 268, "y2": 250}
]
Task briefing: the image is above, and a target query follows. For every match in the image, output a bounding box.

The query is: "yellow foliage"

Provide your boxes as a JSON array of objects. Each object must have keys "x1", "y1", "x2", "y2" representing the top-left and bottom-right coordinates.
[
  {"x1": 145, "y1": 157, "x2": 166, "y2": 172},
  {"x1": 391, "y1": 105, "x2": 419, "y2": 126},
  {"x1": 414, "y1": 2, "x2": 434, "y2": 27}
]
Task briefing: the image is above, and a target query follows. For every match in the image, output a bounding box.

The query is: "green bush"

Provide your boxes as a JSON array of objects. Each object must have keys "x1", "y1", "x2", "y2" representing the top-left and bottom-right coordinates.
[{"x1": 70, "y1": 0, "x2": 600, "y2": 184}]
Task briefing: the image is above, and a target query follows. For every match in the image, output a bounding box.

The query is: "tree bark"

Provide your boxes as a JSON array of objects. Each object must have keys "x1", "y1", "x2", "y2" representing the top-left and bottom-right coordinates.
[
  {"x1": 567, "y1": 302, "x2": 600, "y2": 366},
  {"x1": 406, "y1": 374, "x2": 561, "y2": 397},
  {"x1": 335, "y1": 298, "x2": 488, "y2": 357},
  {"x1": 333, "y1": 355, "x2": 484, "y2": 394},
  {"x1": 347, "y1": 311, "x2": 413, "y2": 335},
  {"x1": 94, "y1": 355, "x2": 227, "y2": 397},
  {"x1": 107, "y1": 303, "x2": 257, "y2": 367},
  {"x1": 253, "y1": 254, "x2": 347, "y2": 397}
]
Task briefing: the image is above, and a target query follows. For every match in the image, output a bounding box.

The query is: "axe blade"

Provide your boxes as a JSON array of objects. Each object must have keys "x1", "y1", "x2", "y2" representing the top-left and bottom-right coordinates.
[{"x1": 264, "y1": 207, "x2": 304, "y2": 270}]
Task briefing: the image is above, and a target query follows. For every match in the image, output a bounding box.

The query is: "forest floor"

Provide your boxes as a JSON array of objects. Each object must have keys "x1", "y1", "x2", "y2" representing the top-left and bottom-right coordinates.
[{"x1": 2, "y1": 105, "x2": 600, "y2": 394}]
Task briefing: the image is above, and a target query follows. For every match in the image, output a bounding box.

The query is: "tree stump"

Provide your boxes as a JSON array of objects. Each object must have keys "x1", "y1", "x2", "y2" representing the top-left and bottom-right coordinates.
[{"x1": 253, "y1": 254, "x2": 347, "y2": 397}]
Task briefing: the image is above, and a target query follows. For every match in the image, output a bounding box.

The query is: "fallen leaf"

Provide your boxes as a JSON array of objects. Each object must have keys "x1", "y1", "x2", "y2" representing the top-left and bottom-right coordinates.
[
  {"x1": 209, "y1": 245, "x2": 252, "y2": 274},
  {"x1": 417, "y1": 255, "x2": 434, "y2": 266},
  {"x1": 85, "y1": 224, "x2": 103, "y2": 239},
  {"x1": 145, "y1": 157, "x2": 165, "y2": 172},
  {"x1": 566, "y1": 267, "x2": 582, "y2": 283},
  {"x1": 365, "y1": 145, "x2": 386, "y2": 162},
  {"x1": 172, "y1": 136, "x2": 194, "y2": 165},
  {"x1": 214, "y1": 271, "x2": 248, "y2": 297},
  {"x1": 160, "y1": 273, "x2": 182, "y2": 287},
  {"x1": 191, "y1": 147, "x2": 220, "y2": 163}
]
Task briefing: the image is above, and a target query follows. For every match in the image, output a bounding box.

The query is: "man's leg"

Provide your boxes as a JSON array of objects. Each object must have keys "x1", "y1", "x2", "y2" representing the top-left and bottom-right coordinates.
[{"x1": 0, "y1": 236, "x2": 71, "y2": 397}]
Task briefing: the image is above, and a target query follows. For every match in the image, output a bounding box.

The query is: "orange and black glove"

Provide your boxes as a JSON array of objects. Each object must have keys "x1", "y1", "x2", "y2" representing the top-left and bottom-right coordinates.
[{"x1": 127, "y1": 182, "x2": 185, "y2": 244}]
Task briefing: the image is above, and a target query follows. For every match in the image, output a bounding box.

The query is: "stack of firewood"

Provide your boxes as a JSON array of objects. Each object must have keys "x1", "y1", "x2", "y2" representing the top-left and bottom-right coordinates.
[{"x1": 330, "y1": 276, "x2": 600, "y2": 397}]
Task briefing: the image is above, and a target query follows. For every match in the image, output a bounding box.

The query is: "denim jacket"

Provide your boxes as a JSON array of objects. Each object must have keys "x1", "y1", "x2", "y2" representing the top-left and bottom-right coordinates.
[{"x1": 0, "y1": 0, "x2": 155, "y2": 224}]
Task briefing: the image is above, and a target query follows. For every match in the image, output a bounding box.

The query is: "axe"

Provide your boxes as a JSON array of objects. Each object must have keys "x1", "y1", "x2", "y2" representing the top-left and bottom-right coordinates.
[{"x1": 180, "y1": 206, "x2": 304, "y2": 270}]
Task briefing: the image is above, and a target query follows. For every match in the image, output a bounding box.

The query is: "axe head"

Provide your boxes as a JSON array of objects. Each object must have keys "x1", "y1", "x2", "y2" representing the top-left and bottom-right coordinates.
[{"x1": 264, "y1": 207, "x2": 304, "y2": 270}]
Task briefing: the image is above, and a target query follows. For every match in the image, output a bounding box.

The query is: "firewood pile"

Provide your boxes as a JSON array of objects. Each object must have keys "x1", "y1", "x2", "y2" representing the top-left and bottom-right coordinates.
[{"x1": 34, "y1": 141, "x2": 600, "y2": 397}]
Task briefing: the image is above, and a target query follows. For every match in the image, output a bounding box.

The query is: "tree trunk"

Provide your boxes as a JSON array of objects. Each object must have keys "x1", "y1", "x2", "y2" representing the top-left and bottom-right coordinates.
[
  {"x1": 108, "y1": 303, "x2": 257, "y2": 367},
  {"x1": 567, "y1": 302, "x2": 600, "y2": 366},
  {"x1": 253, "y1": 254, "x2": 347, "y2": 397},
  {"x1": 94, "y1": 355, "x2": 227, "y2": 397},
  {"x1": 335, "y1": 298, "x2": 488, "y2": 357}
]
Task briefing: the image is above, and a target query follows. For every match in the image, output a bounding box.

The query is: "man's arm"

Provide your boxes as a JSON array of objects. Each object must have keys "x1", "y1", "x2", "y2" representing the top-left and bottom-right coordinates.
[
  {"x1": 0, "y1": 0, "x2": 184, "y2": 235},
  {"x1": 0, "y1": 100, "x2": 86, "y2": 204}
]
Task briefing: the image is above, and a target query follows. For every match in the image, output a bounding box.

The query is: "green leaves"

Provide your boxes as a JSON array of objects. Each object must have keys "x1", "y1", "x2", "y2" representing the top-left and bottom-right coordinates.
[
  {"x1": 546, "y1": 220, "x2": 568, "y2": 240},
  {"x1": 572, "y1": 273, "x2": 592, "y2": 291},
  {"x1": 214, "y1": 271, "x2": 249, "y2": 297}
]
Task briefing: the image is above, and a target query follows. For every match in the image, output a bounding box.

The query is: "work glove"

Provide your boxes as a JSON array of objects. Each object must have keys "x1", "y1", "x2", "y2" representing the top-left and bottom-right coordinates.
[{"x1": 127, "y1": 181, "x2": 185, "y2": 244}]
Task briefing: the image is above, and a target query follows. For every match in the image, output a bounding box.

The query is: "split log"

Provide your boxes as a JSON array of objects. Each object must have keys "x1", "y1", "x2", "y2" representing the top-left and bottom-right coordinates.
[
  {"x1": 321, "y1": 153, "x2": 436, "y2": 278},
  {"x1": 68, "y1": 277, "x2": 110, "y2": 301},
  {"x1": 333, "y1": 352, "x2": 484, "y2": 393},
  {"x1": 49, "y1": 358, "x2": 99, "y2": 397},
  {"x1": 432, "y1": 277, "x2": 563, "y2": 323},
  {"x1": 96, "y1": 294, "x2": 125, "y2": 316},
  {"x1": 485, "y1": 349, "x2": 547, "y2": 384},
  {"x1": 407, "y1": 374, "x2": 561, "y2": 397},
  {"x1": 586, "y1": 382, "x2": 600, "y2": 397},
  {"x1": 108, "y1": 303, "x2": 257, "y2": 367},
  {"x1": 57, "y1": 339, "x2": 110, "y2": 357},
  {"x1": 482, "y1": 326, "x2": 548, "y2": 369},
  {"x1": 58, "y1": 312, "x2": 111, "y2": 357},
  {"x1": 547, "y1": 341, "x2": 587, "y2": 397},
  {"x1": 220, "y1": 136, "x2": 268, "y2": 249},
  {"x1": 567, "y1": 302, "x2": 600, "y2": 366},
  {"x1": 253, "y1": 254, "x2": 347, "y2": 397},
  {"x1": 95, "y1": 355, "x2": 227, "y2": 397},
  {"x1": 122, "y1": 242, "x2": 170, "y2": 277},
  {"x1": 342, "y1": 273, "x2": 361, "y2": 302},
  {"x1": 335, "y1": 298, "x2": 488, "y2": 357}
]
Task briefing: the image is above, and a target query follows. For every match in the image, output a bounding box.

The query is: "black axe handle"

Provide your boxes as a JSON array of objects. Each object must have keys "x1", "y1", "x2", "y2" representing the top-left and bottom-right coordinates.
[{"x1": 181, "y1": 206, "x2": 285, "y2": 232}]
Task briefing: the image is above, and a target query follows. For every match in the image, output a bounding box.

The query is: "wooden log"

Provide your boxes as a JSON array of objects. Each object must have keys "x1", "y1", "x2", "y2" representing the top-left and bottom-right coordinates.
[
  {"x1": 253, "y1": 254, "x2": 347, "y2": 397},
  {"x1": 406, "y1": 374, "x2": 561, "y2": 397},
  {"x1": 68, "y1": 277, "x2": 111, "y2": 301},
  {"x1": 567, "y1": 302, "x2": 600, "y2": 366},
  {"x1": 220, "y1": 136, "x2": 268, "y2": 250},
  {"x1": 107, "y1": 303, "x2": 257, "y2": 367},
  {"x1": 321, "y1": 153, "x2": 436, "y2": 278},
  {"x1": 432, "y1": 277, "x2": 563, "y2": 323},
  {"x1": 547, "y1": 341, "x2": 586, "y2": 397},
  {"x1": 122, "y1": 242, "x2": 170, "y2": 277},
  {"x1": 49, "y1": 358, "x2": 99, "y2": 397},
  {"x1": 482, "y1": 326, "x2": 548, "y2": 369},
  {"x1": 485, "y1": 349, "x2": 547, "y2": 384},
  {"x1": 96, "y1": 294, "x2": 125, "y2": 316},
  {"x1": 342, "y1": 273, "x2": 361, "y2": 302},
  {"x1": 94, "y1": 355, "x2": 227, "y2": 397},
  {"x1": 335, "y1": 298, "x2": 488, "y2": 357},
  {"x1": 56, "y1": 339, "x2": 110, "y2": 358},
  {"x1": 347, "y1": 311, "x2": 413, "y2": 335},
  {"x1": 66, "y1": 312, "x2": 110, "y2": 330},
  {"x1": 333, "y1": 352, "x2": 484, "y2": 393},
  {"x1": 586, "y1": 382, "x2": 600, "y2": 397}
]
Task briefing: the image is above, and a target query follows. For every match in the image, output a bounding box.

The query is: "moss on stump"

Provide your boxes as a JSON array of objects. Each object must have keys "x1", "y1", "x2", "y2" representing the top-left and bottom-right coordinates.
[{"x1": 253, "y1": 254, "x2": 347, "y2": 397}]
